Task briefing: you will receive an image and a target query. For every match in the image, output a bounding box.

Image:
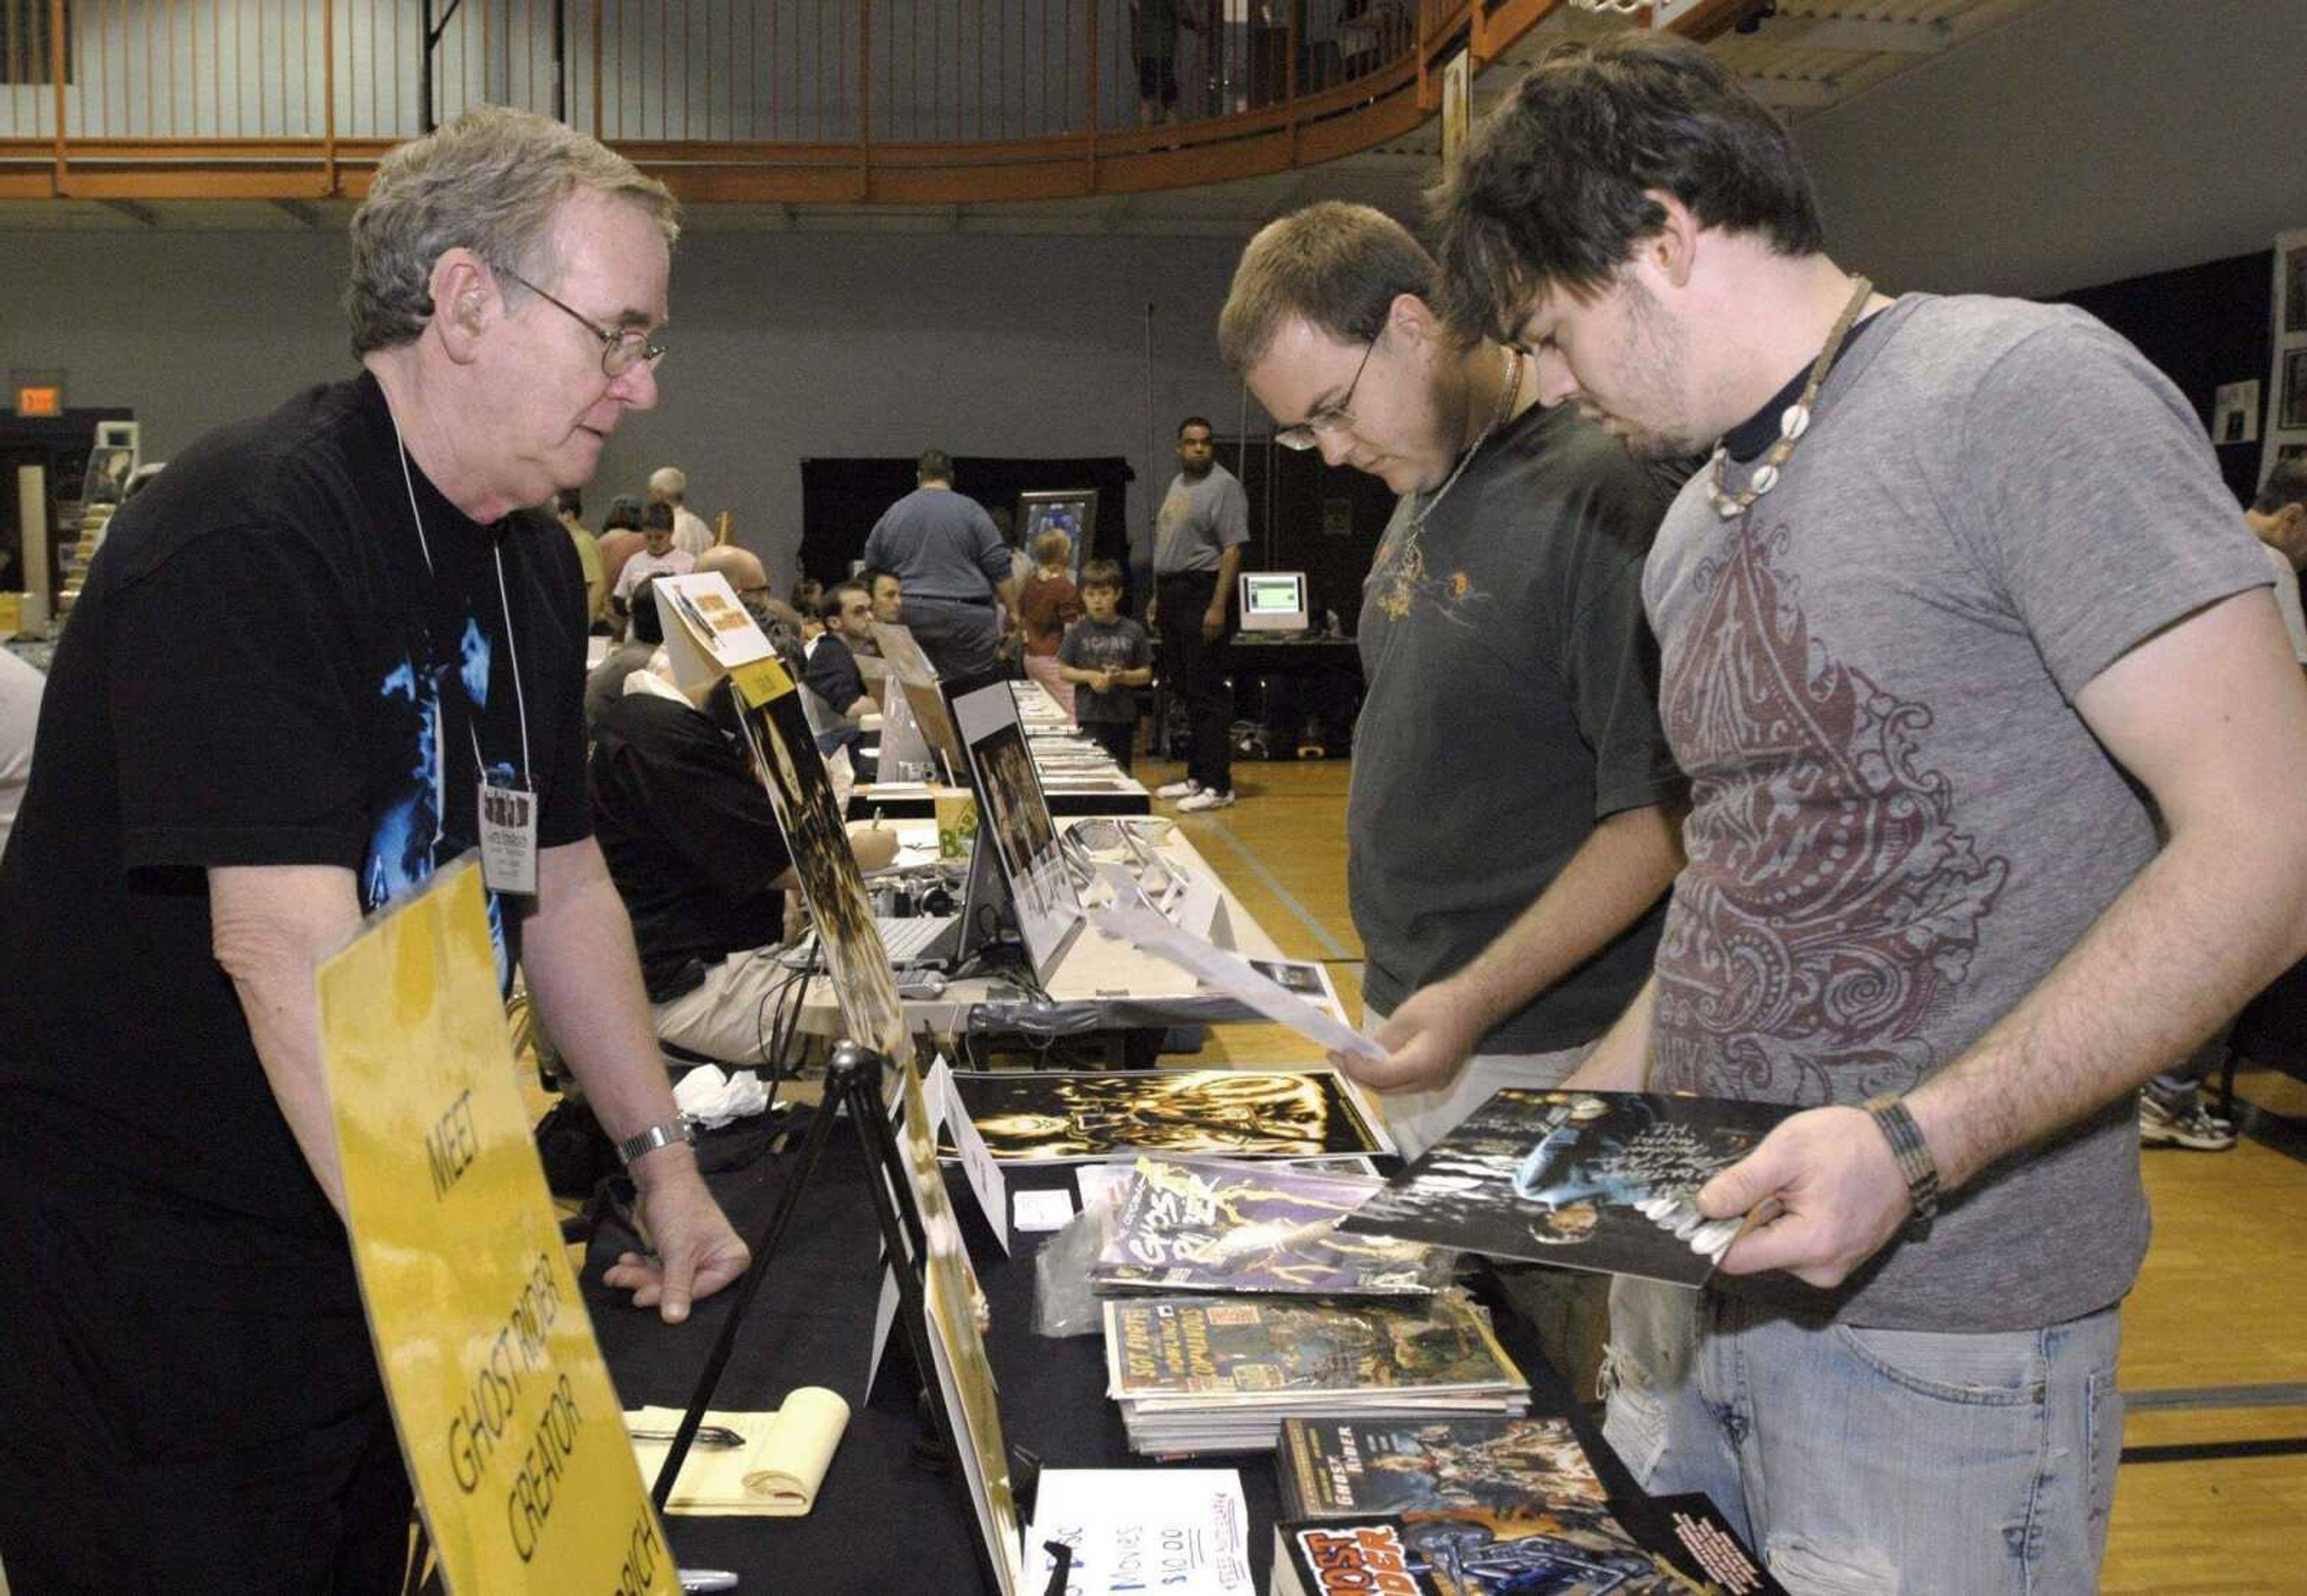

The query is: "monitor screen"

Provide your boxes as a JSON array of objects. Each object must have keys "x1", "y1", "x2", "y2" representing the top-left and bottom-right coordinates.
[
  {"x1": 1238, "y1": 571, "x2": 1308, "y2": 633},
  {"x1": 946, "y1": 677, "x2": 1084, "y2": 983}
]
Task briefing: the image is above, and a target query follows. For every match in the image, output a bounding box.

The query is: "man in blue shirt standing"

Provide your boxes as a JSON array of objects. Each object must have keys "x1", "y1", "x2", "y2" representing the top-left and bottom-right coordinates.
[{"x1": 863, "y1": 448, "x2": 1018, "y2": 681}]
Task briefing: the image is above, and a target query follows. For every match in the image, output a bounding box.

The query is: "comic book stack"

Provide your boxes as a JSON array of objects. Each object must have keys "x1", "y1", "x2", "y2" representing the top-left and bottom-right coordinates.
[
  {"x1": 1269, "y1": 1416, "x2": 1748, "y2": 1596},
  {"x1": 1100, "y1": 1291, "x2": 1529, "y2": 1457}
]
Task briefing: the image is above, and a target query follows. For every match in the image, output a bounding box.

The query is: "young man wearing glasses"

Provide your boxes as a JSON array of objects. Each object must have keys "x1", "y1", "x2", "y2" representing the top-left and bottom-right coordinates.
[{"x1": 1220, "y1": 202, "x2": 1689, "y2": 1167}]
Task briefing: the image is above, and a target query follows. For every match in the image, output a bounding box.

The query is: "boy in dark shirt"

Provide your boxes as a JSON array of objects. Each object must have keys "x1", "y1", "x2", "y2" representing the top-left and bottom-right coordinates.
[{"x1": 1056, "y1": 560, "x2": 1154, "y2": 769}]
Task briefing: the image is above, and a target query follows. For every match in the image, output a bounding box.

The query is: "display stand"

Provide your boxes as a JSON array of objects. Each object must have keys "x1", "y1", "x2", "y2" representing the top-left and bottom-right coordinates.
[{"x1": 648, "y1": 1042, "x2": 1014, "y2": 1596}]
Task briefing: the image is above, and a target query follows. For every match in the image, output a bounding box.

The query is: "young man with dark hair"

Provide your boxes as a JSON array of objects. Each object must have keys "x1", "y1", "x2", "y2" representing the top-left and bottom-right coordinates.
[
  {"x1": 862, "y1": 449, "x2": 1017, "y2": 681},
  {"x1": 803, "y1": 579, "x2": 877, "y2": 760},
  {"x1": 1058, "y1": 559, "x2": 1154, "y2": 769},
  {"x1": 1148, "y1": 415, "x2": 1249, "y2": 811},
  {"x1": 1221, "y1": 201, "x2": 1686, "y2": 1173},
  {"x1": 1434, "y1": 34, "x2": 2307, "y2": 1588}
]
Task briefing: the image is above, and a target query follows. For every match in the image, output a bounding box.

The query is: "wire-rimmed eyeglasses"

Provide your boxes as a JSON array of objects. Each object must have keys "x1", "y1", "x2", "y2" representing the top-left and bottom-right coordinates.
[
  {"x1": 498, "y1": 265, "x2": 667, "y2": 378},
  {"x1": 1274, "y1": 328, "x2": 1381, "y2": 451}
]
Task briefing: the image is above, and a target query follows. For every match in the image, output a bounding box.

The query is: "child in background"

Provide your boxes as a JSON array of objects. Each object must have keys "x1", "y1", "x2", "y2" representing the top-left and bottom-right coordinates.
[
  {"x1": 1019, "y1": 527, "x2": 1086, "y2": 715},
  {"x1": 1057, "y1": 560, "x2": 1153, "y2": 770}
]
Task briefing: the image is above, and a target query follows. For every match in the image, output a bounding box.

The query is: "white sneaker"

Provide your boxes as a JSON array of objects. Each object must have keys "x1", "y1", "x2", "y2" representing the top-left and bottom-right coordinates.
[
  {"x1": 1176, "y1": 788, "x2": 1235, "y2": 812},
  {"x1": 1154, "y1": 778, "x2": 1202, "y2": 800}
]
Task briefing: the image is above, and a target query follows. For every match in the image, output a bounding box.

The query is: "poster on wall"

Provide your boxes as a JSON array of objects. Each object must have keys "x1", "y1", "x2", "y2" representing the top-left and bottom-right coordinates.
[
  {"x1": 2264, "y1": 228, "x2": 2307, "y2": 487},
  {"x1": 2213, "y1": 380, "x2": 2261, "y2": 446}
]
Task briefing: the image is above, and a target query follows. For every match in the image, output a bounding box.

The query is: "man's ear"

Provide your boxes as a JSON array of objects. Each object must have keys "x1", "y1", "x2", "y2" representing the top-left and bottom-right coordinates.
[
  {"x1": 428, "y1": 249, "x2": 493, "y2": 363},
  {"x1": 1640, "y1": 190, "x2": 1701, "y2": 290}
]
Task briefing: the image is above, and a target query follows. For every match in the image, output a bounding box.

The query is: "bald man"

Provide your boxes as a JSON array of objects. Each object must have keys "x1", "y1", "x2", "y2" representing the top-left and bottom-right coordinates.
[
  {"x1": 696, "y1": 544, "x2": 806, "y2": 645},
  {"x1": 649, "y1": 464, "x2": 714, "y2": 557}
]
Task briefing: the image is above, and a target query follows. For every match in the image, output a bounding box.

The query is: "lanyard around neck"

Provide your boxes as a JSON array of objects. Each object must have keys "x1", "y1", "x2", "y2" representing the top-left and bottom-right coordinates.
[{"x1": 385, "y1": 405, "x2": 535, "y2": 801}]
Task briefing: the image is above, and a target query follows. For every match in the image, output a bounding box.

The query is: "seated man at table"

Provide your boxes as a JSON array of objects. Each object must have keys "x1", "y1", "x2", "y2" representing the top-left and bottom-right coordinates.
[
  {"x1": 590, "y1": 664, "x2": 898, "y2": 1068},
  {"x1": 803, "y1": 579, "x2": 878, "y2": 761}
]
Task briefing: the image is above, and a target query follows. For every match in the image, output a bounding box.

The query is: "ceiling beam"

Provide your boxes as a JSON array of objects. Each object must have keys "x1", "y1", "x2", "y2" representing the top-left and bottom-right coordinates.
[
  {"x1": 1738, "y1": 75, "x2": 1840, "y2": 111},
  {"x1": 99, "y1": 198, "x2": 159, "y2": 228},
  {"x1": 1792, "y1": 15, "x2": 1952, "y2": 55}
]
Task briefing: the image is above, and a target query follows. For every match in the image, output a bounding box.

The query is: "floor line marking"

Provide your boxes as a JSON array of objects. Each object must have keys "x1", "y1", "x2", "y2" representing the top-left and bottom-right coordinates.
[
  {"x1": 2123, "y1": 1382, "x2": 2307, "y2": 1411},
  {"x1": 1197, "y1": 816, "x2": 1354, "y2": 960}
]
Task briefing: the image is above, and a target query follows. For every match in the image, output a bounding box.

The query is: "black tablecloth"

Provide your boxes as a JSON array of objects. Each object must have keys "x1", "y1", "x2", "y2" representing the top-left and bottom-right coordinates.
[{"x1": 583, "y1": 1110, "x2": 1613, "y2": 1595}]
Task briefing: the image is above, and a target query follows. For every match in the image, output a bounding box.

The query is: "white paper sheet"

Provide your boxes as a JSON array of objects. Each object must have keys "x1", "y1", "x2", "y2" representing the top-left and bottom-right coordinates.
[
  {"x1": 1088, "y1": 881, "x2": 1387, "y2": 1065},
  {"x1": 1029, "y1": 1469, "x2": 1253, "y2": 1595}
]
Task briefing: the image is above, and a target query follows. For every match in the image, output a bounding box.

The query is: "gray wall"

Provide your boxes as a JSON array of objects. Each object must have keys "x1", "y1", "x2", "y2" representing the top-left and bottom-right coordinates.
[
  {"x1": 0, "y1": 226, "x2": 1253, "y2": 587},
  {"x1": 1794, "y1": 0, "x2": 2307, "y2": 299}
]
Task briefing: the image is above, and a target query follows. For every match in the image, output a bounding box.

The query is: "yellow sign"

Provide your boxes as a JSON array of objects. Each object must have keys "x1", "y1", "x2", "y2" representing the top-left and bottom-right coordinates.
[
  {"x1": 0, "y1": 592, "x2": 20, "y2": 640},
  {"x1": 316, "y1": 861, "x2": 679, "y2": 1596},
  {"x1": 935, "y1": 793, "x2": 979, "y2": 860},
  {"x1": 728, "y1": 654, "x2": 793, "y2": 709}
]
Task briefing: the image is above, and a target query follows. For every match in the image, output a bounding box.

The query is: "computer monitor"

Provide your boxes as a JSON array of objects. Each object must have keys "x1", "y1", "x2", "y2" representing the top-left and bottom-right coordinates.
[
  {"x1": 1238, "y1": 571, "x2": 1309, "y2": 633},
  {"x1": 943, "y1": 676, "x2": 1084, "y2": 985}
]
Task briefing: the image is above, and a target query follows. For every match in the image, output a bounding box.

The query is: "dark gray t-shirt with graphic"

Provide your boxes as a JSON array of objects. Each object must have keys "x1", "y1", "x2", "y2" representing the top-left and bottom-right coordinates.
[
  {"x1": 1351, "y1": 401, "x2": 1686, "y2": 1053},
  {"x1": 1058, "y1": 615, "x2": 1152, "y2": 722},
  {"x1": 1644, "y1": 294, "x2": 2272, "y2": 1332}
]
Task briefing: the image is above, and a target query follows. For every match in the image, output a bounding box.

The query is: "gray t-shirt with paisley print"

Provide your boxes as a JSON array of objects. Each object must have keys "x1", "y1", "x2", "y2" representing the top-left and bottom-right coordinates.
[{"x1": 1643, "y1": 293, "x2": 2272, "y2": 1332}]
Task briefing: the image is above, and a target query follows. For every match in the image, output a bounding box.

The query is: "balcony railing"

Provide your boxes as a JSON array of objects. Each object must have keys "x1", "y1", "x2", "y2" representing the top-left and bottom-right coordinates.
[{"x1": 0, "y1": 1, "x2": 1602, "y2": 205}]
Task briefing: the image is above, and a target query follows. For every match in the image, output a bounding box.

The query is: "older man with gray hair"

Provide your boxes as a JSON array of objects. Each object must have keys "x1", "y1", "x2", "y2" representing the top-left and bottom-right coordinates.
[
  {"x1": 0, "y1": 105, "x2": 747, "y2": 1588},
  {"x1": 650, "y1": 461, "x2": 714, "y2": 556}
]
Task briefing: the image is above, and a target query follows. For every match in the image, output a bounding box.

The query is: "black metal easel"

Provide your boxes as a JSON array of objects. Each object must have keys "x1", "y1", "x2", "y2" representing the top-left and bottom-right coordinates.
[{"x1": 647, "y1": 1042, "x2": 1011, "y2": 1596}]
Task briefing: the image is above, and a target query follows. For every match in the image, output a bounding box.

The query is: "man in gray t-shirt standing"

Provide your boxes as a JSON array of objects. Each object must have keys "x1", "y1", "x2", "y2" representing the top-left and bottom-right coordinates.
[
  {"x1": 862, "y1": 449, "x2": 1018, "y2": 682},
  {"x1": 1438, "y1": 36, "x2": 2307, "y2": 1592},
  {"x1": 1148, "y1": 416, "x2": 1250, "y2": 810}
]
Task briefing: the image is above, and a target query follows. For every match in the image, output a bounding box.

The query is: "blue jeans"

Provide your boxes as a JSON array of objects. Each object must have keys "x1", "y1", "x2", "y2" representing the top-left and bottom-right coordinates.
[{"x1": 1602, "y1": 1278, "x2": 2122, "y2": 1595}]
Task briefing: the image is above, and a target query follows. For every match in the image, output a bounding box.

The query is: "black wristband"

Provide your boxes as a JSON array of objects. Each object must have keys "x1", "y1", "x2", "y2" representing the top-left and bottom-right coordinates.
[{"x1": 1862, "y1": 1093, "x2": 1940, "y2": 1242}]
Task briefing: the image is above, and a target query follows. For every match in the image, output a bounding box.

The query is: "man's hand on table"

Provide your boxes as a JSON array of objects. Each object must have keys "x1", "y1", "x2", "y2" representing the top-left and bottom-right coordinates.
[
  {"x1": 1696, "y1": 1105, "x2": 1911, "y2": 1290},
  {"x1": 603, "y1": 1155, "x2": 752, "y2": 1324}
]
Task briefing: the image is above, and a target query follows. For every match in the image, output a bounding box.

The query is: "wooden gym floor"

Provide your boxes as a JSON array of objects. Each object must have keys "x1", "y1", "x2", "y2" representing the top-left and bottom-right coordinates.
[{"x1": 1148, "y1": 756, "x2": 2307, "y2": 1596}]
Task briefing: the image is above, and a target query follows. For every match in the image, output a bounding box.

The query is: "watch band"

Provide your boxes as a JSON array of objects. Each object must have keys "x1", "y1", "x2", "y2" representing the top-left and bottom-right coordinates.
[
  {"x1": 1862, "y1": 1093, "x2": 1939, "y2": 1242},
  {"x1": 616, "y1": 1118, "x2": 695, "y2": 1168}
]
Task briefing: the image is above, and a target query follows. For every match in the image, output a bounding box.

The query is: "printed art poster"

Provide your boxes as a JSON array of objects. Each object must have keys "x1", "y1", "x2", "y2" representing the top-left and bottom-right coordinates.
[
  {"x1": 944, "y1": 1068, "x2": 1388, "y2": 1164},
  {"x1": 1339, "y1": 1090, "x2": 1792, "y2": 1287}
]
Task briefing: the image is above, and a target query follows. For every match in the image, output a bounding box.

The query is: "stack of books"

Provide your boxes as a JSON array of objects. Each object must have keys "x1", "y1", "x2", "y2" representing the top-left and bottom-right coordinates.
[{"x1": 1101, "y1": 1292, "x2": 1529, "y2": 1457}]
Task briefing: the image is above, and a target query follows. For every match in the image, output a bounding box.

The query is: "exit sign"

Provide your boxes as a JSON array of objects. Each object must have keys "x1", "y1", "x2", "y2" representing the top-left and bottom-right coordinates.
[{"x1": 15, "y1": 384, "x2": 62, "y2": 417}]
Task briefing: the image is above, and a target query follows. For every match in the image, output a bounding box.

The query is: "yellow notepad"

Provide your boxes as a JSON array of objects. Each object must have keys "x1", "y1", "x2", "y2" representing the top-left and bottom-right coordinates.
[{"x1": 625, "y1": 1388, "x2": 851, "y2": 1517}]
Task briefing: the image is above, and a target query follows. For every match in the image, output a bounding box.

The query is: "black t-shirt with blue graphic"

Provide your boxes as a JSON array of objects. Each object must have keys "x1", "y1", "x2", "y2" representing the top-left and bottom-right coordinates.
[{"x1": 0, "y1": 372, "x2": 590, "y2": 1266}]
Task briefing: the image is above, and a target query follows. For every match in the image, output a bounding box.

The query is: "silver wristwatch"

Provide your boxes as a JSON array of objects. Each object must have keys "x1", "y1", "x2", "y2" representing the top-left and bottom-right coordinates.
[{"x1": 615, "y1": 1118, "x2": 696, "y2": 1168}]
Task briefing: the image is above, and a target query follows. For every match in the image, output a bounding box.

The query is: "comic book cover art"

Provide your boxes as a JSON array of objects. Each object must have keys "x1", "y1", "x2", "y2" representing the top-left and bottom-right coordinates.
[
  {"x1": 1337, "y1": 1091, "x2": 1793, "y2": 1287},
  {"x1": 1277, "y1": 1418, "x2": 1607, "y2": 1522},
  {"x1": 1274, "y1": 1513, "x2": 1706, "y2": 1596},
  {"x1": 1093, "y1": 1158, "x2": 1452, "y2": 1298},
  {"x1": 1104, "y1": 1293, "x2": 1524, "y2": 1403},
  {"x1": 944, "y1": 1068, "x2": 1389, "y2": 1165},
  {"x1": 728, "y1": 677, "x2": 910, "y2": 1069}
]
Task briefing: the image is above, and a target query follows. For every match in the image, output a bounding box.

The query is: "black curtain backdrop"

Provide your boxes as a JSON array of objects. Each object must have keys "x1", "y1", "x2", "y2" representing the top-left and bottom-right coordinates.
[
  {"x1": 2055, "y1": 248, "x2": 2273, "y2": 508},
  {"x1": 798, "y1": 455, "x2": 1135, "y2": 595}
]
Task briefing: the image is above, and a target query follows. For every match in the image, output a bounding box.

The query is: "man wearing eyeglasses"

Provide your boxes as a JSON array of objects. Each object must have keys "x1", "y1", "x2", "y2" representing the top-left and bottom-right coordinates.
[
  {"x1": 0, "y1": 107, "x2": 747, "y2": 1589},
  {"x1": 1220, "y1": 203, "x2": 1688, "y2": 1165}
]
